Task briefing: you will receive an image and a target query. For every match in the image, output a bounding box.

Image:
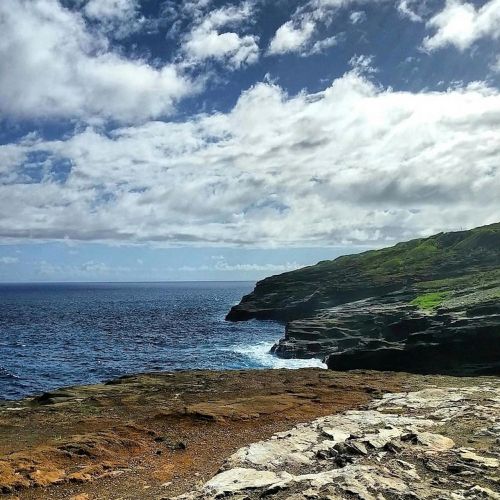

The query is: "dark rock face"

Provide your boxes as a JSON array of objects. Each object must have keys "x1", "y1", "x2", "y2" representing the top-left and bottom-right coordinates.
[
  {"x1": 228, "y1": 223, "x2": 500, "y2": 375},
  {"x1": 271, "y1": 292, "x2": 500, "y2": 375}
]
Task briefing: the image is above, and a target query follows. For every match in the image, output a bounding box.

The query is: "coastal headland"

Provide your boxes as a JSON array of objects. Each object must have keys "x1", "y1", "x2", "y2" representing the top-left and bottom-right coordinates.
[{"x1": 227, "y1": 223, "x2": 500, "y2": 375}]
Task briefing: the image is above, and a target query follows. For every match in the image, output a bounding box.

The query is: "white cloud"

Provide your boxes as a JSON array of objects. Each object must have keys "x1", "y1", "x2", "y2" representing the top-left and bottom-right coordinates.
[
  {"x1": 423, "y1": 0, "x2": 500, "y2": 51},
  {"x1": 268, "y1": 20, "x2": 316, "y2": 55},
  {"x1": 79, "y1": 260, "x2": 113, "y2": 273},
  {"x1": 0, "y1": 257, "x2": 19, "y2": 265},
  {"x1": 184, "y1": 30, "x2": 259, "y2": 67},
  {"x1": 178, "y1": 257, "x2": 303, "y2": 273},
  {"x1": 397, "y1": 0, "x2": 423, "y2": 23},
  {"x1": 308, "y1": 36, "x2": 339, "y2": 55},
  {"x1": 1, "y1": 71, "x2": 499, "y2": 247},
  {"x1": 267, "y1": 0, "x2": 385, "y2": 55},
  {"x1": 181, "y1": 2, "x2": 259, "y2": 68},
  {"x1": 0, "y1": 0, "x2": 195, "y2": 123},
  {"x1": 84, "y1": 0, "x2": 136, "y2": 19},
  {"x1": 213, "y1": 261, "x2": 302, "y2": 272},
  {"x1": 84, "y1": 0, "x2": 144, "y2": 38},
  {"x1": 349, "y1": 54, "x2": 377, "y2": 74},
  {"x1": 350, "y1": 10, "x2": 367, "y2": 24}
]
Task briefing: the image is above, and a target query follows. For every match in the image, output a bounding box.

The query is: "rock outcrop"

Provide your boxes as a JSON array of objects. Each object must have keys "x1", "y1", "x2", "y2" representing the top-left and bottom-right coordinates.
[
  {"x1": 228, "y1": 223, "x2": 500, "y2": 374},
  {"x1": 272, "y1": 283, "x2": 500, "y2": 375},
  {"x1": 174, "y1": 381, "x2": 500, "y2": 500}
]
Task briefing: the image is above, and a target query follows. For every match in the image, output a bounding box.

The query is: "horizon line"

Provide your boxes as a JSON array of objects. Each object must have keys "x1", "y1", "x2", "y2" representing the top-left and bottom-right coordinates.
[{"x1": 0, "y1": 280, "x2": 257, "y2": 284}]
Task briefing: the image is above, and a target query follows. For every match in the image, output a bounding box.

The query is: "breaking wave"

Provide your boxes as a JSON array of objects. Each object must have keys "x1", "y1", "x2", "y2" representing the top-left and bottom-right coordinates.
[{"x1": 230, "y1": 341, "x2": 326, "y2": 369}]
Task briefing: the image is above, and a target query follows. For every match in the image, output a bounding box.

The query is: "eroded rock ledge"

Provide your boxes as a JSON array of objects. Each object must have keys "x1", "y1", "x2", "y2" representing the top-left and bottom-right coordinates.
[
  {"x1": 0, "y1": 369, "x2": 404, "y2": 498},
  {"x1": 174, "y1": 381, "x2": 500, "y2": 500}
]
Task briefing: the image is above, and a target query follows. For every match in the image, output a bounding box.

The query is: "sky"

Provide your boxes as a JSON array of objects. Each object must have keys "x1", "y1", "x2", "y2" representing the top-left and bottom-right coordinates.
[{"x1": 0, "y1": 0, "x2": 499, "y2": 282}]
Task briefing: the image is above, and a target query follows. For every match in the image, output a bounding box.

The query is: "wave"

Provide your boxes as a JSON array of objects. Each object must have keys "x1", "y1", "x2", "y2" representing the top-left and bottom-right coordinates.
[{"x1": 231, "y1": 341, "x2": 326, "y2": 369}]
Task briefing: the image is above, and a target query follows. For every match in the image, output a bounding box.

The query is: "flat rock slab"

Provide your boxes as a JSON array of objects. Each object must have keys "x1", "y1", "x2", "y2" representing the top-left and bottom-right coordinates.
[{"x1": 175, "y1": 380, "x2": 500, "y2": 500}]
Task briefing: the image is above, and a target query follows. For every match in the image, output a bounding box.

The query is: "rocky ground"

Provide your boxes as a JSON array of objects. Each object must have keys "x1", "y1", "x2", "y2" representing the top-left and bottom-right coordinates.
[
  {"x1": 0, "y1": 368, "x2": 408, "y2": 499},
  {"x1": 1, "y1": 370, "x2": 498, "y2": 499},
  {"x1": 175, "y1": 379, "x2": 500, "y2": 500}
]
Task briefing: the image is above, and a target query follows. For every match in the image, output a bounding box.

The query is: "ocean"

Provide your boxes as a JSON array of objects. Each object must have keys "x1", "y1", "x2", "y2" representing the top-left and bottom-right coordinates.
[{"x1": 0, "y1": 282, "x2": 324, "y2": 400}]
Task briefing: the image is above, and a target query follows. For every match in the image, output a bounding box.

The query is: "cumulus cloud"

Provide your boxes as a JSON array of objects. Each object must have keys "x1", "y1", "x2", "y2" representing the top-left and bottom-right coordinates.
[
  {"x1": 0, "y1": 0, "x2": 195, "y2": 123},
  {"x1": 423, "y1": 0, "x2": 500, "y2": 51},
  {"x1": 307, "y1": 36, "x2": 339, "y2": 55},
  {"x1": 397, "y1": 0, "x2": 423, "y2": 23},
  {"x1": 267, "y1": 0, "x2": 385, "y2": 55},
  {"x1": 268, "y1": 19, "x2": 316, "y2": 55},
  {"x1": 83, "y1": 0, "x2": 144, "y2": 38},
  {"x1": 84, "y1": 0, "x2": 136, "y2": 19},
  {"x1": 1, "y1": 71, "x2": 499, "y2": 247},
  {"x1": 181, "y1": 2, "x2": 259, "y2": 68}
]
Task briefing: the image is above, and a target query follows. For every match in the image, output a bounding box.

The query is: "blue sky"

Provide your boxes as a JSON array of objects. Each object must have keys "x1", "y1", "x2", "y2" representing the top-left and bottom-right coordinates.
[{"x1": 0, "y1": 0, "x2": 499, "y2": 281}]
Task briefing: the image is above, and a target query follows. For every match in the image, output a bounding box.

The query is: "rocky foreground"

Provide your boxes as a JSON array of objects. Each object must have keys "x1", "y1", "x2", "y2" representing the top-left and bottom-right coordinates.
[
  {"x1": 0, "y1": 369, "x2": 404, "y2": 499},
  {"x1": 177, "y1": 380, "x2": 500, "y2": 500},
  {"x1": 227, "y1": 223, "x2": 500, "y2": 374},
  {"x1": 0, "y1": 370, "x2": 498, "y2": 499}
]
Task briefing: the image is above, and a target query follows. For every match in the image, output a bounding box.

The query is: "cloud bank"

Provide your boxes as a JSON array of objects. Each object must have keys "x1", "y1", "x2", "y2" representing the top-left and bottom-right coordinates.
[
  {"x1": 0, "y1": 0, "x2": 499, "y2": 254},
  {"x1": 1, "y1": 71, "x2": 499, "y2": 246}
]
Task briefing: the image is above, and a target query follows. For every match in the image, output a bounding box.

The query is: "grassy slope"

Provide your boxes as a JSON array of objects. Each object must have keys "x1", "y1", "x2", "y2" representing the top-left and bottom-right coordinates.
[
  {"x1": 412, "y1": 268, "x2": 500, "y2": 312},
  {"x1": 232, "y1": 223, "x2": 500, "y2": 317}
]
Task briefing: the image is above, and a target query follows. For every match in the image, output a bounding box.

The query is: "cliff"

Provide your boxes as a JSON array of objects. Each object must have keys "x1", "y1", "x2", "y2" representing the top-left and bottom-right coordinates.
[{"x1": 227, "y1": 223, "x2": 500, "y2": 374}]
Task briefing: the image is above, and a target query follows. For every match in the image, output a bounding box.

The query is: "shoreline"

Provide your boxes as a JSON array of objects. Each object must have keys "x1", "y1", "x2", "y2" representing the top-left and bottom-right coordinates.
[
  {"x1": 0, "y1": 346, "x2": 327, "y2": 403},
  {"x1": 1, "y1": 368, "x2": 498, "y2": 499}
]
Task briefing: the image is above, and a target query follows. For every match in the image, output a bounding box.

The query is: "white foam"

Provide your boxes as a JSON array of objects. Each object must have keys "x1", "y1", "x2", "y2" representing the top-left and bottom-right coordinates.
[{"x1": 232, "y1": 341, "x2": 326, "y2": 369}]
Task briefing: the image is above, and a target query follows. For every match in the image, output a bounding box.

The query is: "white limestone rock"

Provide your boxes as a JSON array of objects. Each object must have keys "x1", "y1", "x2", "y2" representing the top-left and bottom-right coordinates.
[
  {"x1": 174, "y1": 383, "x2": 500, "y2": 500},
  {"x1": 204, "y1": 467, "x2": 284, "y2": 495}
]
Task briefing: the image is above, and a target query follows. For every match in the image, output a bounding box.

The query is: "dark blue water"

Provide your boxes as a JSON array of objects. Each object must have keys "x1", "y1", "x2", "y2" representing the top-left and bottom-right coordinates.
[{"x1": 0, "y1": 282, "x2": 323, "y2": 400}]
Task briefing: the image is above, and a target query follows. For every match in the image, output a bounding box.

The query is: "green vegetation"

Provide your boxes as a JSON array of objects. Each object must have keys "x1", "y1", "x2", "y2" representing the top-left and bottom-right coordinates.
[
  {"x1": 411, "y1": 292, "x2": 449, "y2": 311},
  {"x1": 228, "y1": 222, "x2": 500, "y2": 321},
  {"x1": 411, "y1": 269, "x2": 500, "y2": 311},
  {"x1": 415, "y1": 268, "x2": 500, "y2": 292}
]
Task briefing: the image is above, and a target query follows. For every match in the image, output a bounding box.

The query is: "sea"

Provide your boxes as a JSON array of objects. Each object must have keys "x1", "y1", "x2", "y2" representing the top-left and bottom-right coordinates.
[{"x1": 0, "y1": 282, "x2": 324, "y2": 400}]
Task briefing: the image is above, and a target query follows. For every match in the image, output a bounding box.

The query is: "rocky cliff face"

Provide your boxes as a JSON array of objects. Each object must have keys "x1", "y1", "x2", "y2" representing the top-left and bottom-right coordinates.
[{"x1": 227, "y1": 223, "x2": 500, "y2": 375}]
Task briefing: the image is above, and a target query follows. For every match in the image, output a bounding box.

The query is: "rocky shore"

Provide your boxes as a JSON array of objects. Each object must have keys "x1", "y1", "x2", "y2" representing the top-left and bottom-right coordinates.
[
  {"x1": 1, "y1": 226, "x2": 499, "y2": 499},
  {"x1": 228, "y1": 223, "x2": 500, "y2": 374},
  {"x1": 1, "y1": 370, "x2": 498, "y2": 499},
  {"x1": 271, "y1": 274, "x2": 500, "y2": 375}
]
